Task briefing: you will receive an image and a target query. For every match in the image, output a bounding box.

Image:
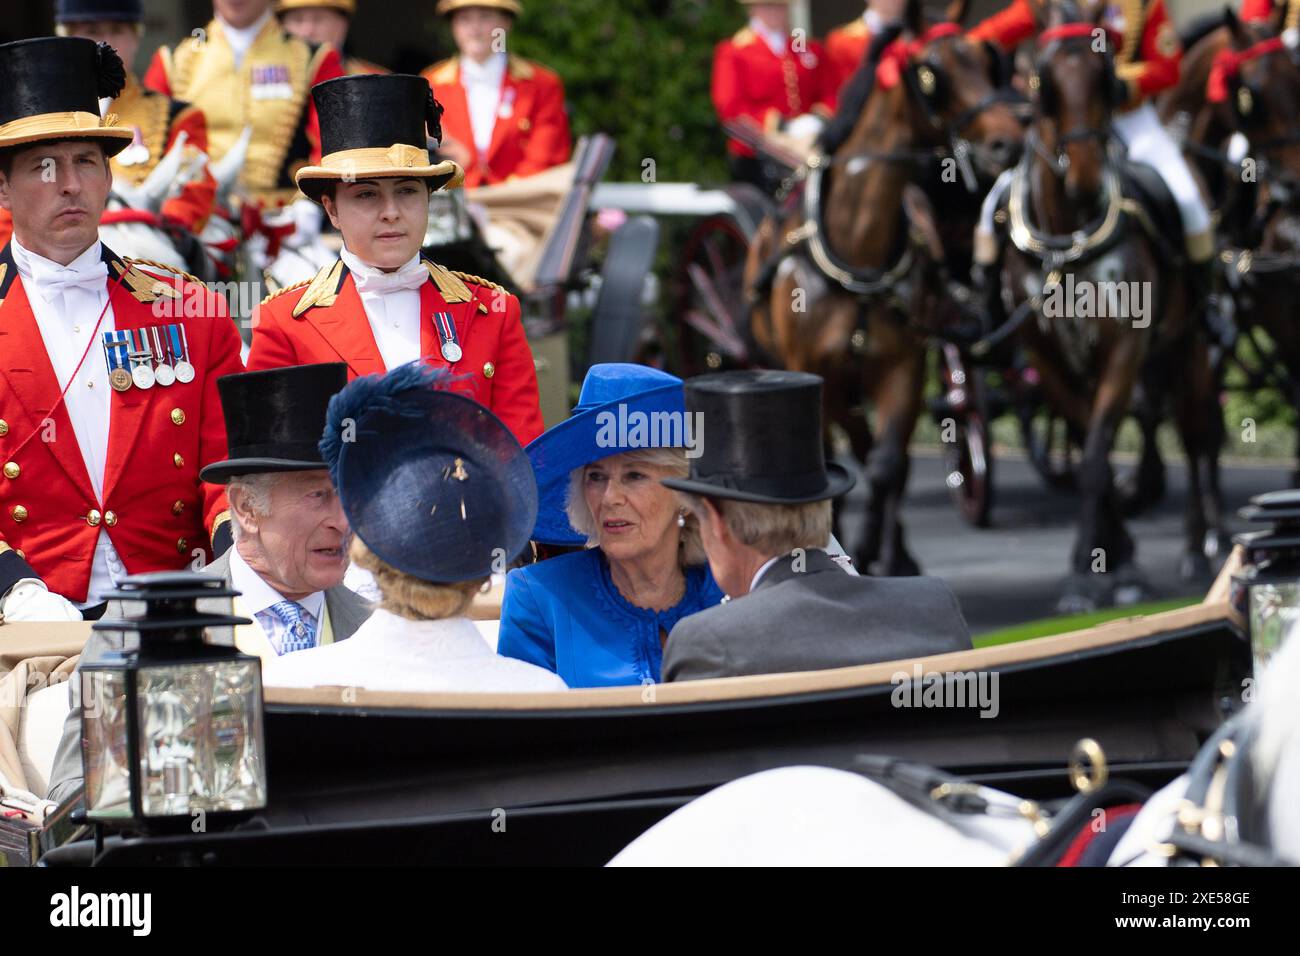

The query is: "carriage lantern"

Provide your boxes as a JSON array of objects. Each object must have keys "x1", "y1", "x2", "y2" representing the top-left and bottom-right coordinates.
[
  {"x1": 78, "y1": 572, "x2": 266, "y2": 830},
  {"x1": 1231, "y1": 489, "x2": 1300, "y2": 679}
]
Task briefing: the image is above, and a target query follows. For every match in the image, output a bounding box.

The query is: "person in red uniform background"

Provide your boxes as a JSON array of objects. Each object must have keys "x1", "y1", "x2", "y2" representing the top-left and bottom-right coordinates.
[
  {"x1": 712, "y1": 0, "x2": 835, "y2": 191},
  {"x1": 0, "y1": 38, "x2": 242, "y2": 621},
  {"x1": 422, "y1": 0, "x2": 571, "y2": 188},
  {"x1": 825, "y1": 0, "x2": 906, "y2": 101},
  {"x1": 246, "y1": 74, "x2": 543, "y2": 445},
  {"x1": 277, "y1": 0, "x2": 390, "y2": 75}
]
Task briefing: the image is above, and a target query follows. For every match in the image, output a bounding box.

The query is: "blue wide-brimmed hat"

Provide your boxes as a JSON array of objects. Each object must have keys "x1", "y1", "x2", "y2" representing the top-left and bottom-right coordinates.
[
  {"x1": 319, "y1": 362, "x2": 537, "y2": 583},
  {"x1": 528, "y1": 363, "x2": 687, "y2": 545}
]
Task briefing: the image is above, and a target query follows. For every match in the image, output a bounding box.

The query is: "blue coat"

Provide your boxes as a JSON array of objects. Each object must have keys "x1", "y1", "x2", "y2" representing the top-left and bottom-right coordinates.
[{"x1": 497, "y1": 548, "x2": 724, "y2": 687}]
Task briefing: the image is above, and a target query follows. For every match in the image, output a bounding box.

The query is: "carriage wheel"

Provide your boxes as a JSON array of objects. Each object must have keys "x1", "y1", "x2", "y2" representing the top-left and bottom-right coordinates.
[
  {"x1": 667, "y1": 214, "x2": 754, "y2": 377},
  {"x1": 937, "y1": 344, "x2": 994, "y2": 528}
]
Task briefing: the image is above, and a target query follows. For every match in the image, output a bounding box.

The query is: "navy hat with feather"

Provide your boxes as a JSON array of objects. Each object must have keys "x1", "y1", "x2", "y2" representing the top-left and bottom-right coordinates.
[
  {"x1": 56, "y1": 0, "x2": 144, "y2": 23},
  {"x1": 319, "y1": 363, "x2": 537, "y2": 583}
]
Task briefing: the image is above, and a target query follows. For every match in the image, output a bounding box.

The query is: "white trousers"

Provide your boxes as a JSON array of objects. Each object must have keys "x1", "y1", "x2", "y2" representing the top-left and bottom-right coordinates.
[{"x1": 975, "y1": 103, "x2": 1212, "y2": 260}]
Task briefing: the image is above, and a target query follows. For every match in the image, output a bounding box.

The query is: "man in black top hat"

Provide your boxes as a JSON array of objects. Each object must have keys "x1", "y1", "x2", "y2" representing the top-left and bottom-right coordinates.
[
  {"x1": 46, "y1": 362, "x2": 371, "y2": 807},
  {"x1": 661, "y1": 370, "x2": 970, "y2": 682}
]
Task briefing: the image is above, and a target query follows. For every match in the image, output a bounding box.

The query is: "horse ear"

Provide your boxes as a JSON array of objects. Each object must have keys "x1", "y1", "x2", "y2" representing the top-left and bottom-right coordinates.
[
  {"x1": 943, "y1": 0, "x2": 970, "y2": 26},
  {"x1": 1267, "y1": 0, "x2": 1287, "y2": 37},
  {"x1": 1223, "y1": 5, "x2": 1249, "y2": 46},
  {"x1": 904, "y1": 0, "x2": 926, "y2": 36}
]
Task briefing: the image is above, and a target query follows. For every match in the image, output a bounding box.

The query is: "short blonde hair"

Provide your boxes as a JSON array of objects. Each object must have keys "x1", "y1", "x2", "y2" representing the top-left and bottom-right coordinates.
[
  {"x1": 687, "y1": 495, "x2": 832, "y2": 556},
  {"x1": 351, "y1": 537, "x2": 486, "y2": 621},
  {"x1": 564, "y1": 448, "x2": 706, "y2": 567}
]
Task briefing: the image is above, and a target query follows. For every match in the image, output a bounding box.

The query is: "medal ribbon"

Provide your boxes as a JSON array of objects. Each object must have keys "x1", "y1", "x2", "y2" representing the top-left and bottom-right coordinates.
[{"x1": 432, "y1": 310, "x2": 461, "y2": 360}]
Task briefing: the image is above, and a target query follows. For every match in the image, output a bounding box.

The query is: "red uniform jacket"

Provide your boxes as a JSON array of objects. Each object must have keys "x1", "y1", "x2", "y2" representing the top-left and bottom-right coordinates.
[
  {"x1": 970, "y1": 0, "x2": 1182, "y2": 105},
  {"x1": 246, "y1": 256, "x2": 544, "y2": 444},
  {"x1": 712, "y1": 25, "x2": 836, "y2": 157},
  {"x1": 0, "y1": 245, "x2": 243, "y2": 603},
  {"x1": 826, "y1": 17, "x2": 873, "y2": 103},
  {"x1": 421, "y1": 55, "x2": 572, "y2": 189}
]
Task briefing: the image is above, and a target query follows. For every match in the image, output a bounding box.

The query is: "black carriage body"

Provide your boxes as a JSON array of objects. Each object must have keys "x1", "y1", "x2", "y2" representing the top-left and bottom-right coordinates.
[{"x1": 41, "y1": 605, "x2": 1248, "y2": 866}]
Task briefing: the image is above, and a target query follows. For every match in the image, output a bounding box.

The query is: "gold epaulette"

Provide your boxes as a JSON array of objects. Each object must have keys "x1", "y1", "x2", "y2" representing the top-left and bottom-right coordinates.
[
  {"x1": 126, "y1": 257, "x2": 204, "y2": 286},
  {"x1": 451, "y1": 269, "x2": 505, "y2": 294},
  {"x1": 292, "y1": 259, "x2": 345, "y2": 317},
  {"x1": 113, "y1": 259, "x2": 183, "y2": 302},
  {"x1": 732, "y1": 26, "x2": 757, "y2": 47},
  {"x1": 836, "y1": 18, "x2": 868, "y2": 38},
  {"x1": 425, "y1": 57, "x2": 457, "y2": 85},
  {"x1": 260, "y1": 277, "x2": 311, "y2": 306}
]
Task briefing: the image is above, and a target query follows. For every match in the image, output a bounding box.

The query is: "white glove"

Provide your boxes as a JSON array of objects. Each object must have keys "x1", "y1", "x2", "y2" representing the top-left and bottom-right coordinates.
[
  {"x1": 0, "y1": 579, "x2": 83, "y2": 622},
  {"x1": 783, "y1": 113, "x2": 825, "y2": 142}
]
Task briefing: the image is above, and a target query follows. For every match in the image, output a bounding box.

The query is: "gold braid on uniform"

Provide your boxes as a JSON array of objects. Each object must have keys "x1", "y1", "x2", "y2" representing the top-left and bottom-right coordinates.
[
  {"x1": 126, "y1": 257, "x2": 205, "y2": 286},
  {"x1": 260, "y1": 277, "x2": 311, "y2": 305},
  {"x1": 449, "y1": 270, "x2": 505, "y2": 293}
]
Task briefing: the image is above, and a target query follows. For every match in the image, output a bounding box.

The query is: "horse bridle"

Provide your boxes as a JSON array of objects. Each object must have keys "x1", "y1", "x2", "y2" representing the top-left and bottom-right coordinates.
[{"x1": 1029, "y1": 24, "x2": 1123, "y2": 174}]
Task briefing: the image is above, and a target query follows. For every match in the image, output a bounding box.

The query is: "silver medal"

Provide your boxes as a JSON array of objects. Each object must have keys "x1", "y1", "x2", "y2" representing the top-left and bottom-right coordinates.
[
  {"x1": 154, "y1": 363, "x2": 176, "y2": 387},
  {"x1": 132, "y1": 363, "x2": 156, "y2": 389},
  {"x1": 441, "y1": 341, "x2": 462, "y2": 363},
  {"x1": 173, "y1": 361, "x2": 195, "y2": 384}
]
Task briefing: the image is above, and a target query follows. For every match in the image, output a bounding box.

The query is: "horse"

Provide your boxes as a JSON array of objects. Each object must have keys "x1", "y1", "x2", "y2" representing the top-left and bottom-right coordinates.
[
  {"x1": 1160, "y1": 6, "x2": 1300, "y2": 485},
  {"x1": 993, "y1": 0, "x2": 1225, "y2": 611},
  {"x1": 744, "y1": 0, "x2": 1024, "y2": 576}
]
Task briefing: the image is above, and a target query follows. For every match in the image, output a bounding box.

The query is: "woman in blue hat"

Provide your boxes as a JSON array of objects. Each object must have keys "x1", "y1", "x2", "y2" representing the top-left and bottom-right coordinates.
[
  {"x1": 497, "y1": 364, "x2": 725, "y2": 687},
  {"x1": 263, "y1": 362, "x2": 566, "y2": 693}
]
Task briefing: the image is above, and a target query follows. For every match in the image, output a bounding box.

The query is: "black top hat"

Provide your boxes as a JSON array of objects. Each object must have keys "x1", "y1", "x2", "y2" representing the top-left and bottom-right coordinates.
[
  {"x1": 200, "y1": 364, "x2": 349, "y2": 484},
  {"x1": 661, "y1": 370, "x2": 856, "y2": 504},
  {"x1": 295, "y1": 74, "x2": 463, "y2": 202},
  {"x1": 56, "y1": 0, "x2": 144, "y2": 22},
  {"x1": 0, "y1": 38, "x2": 133, "y2": 155}
]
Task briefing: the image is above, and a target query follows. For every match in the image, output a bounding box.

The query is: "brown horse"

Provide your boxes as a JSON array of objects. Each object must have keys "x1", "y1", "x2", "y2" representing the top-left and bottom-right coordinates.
[
  {"x1": 745, "y1": 0, "x2": 1023, "y2": 575},
  {"x1": 1161, "y1": 6, "x2": 1300, "y2": 483},
  {"x1": 1000, "y1": 0, "x2": 1223, "y2": 610}
]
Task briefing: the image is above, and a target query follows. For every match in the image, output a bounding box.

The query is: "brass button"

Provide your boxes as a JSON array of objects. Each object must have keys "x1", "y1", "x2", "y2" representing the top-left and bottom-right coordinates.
[
  {"x1": 173, "y1": 453, "x2": 184, "y2": 468},
  {"x1": 172, "y1": 499, "x2": 185, "y2": 515},
  {"x1": 86, "y1": 509, "x2": 102, "y2": 527},
  {"x1": 12, "y1": 505, "x2": 28, "y2": 522},
  {"x1": 518, "y1": 118, "x2": 531, "y2": 131},
  {"x1": 176, "y1": 537, "x2": 187, "y2": 553},
  {"x1": 171, "y1": 408, "x2": 186, "y2": 425},
  {"x1": 104, "y1": 510, "x2": 118, "y2": 527},
  {"x1": 0, "y1": 419, "x2": 8, "y2": 436},
  {"x1": 16, "y1": 549, "x2": 24, "y2": 559},
  {"x1": 3, "y1": 462, "x2": 17, "y2": 479},
  {"x1": 482, "y1": 362, "x2": 495, "y2": 379}
]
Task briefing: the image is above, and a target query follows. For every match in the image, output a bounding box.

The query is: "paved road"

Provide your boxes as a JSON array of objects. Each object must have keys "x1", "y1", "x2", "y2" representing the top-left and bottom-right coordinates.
[{"x1": 834, "y1": 448, "x2": 1292, "y2": 634}]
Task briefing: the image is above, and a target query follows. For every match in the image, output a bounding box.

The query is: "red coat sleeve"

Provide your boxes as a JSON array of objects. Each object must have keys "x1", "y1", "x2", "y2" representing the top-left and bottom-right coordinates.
[
  {"x1": 305, "y1": 46, "x2": 347, "y2": 164},
  {"x1": 809, "y1": 41, "x2": 837, "y2": 116},
  {"x1": 143, "y1": 48, "x2": 172, "y2": 96},
  {"x1": 196, "y1": 294, "x2": 245, "y2": 546},
  {"x1": 1119, "y1": 0, "x2": 1182, "y2": 103},
  {"x1": 969, "y1": 0, "x2": 1037, "y2": 50},
  {"x1": 160, "y1": 105, "x2": 217, "y2": 233},
  {"x1": 514, "y1": 70, "x2": 572, "y2": 179},
  {"x1": 488, "y1": 292, "x2": 544, "y2": 445}
]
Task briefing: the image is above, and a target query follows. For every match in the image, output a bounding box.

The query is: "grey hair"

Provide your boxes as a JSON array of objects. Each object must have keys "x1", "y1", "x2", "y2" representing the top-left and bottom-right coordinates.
[
  {"x1": 226, "y1": 472, "x2": 282, "y2": 541},
  {"x1": 685, "y1": 495, "x2": 833, "y2": 557},
  {"x1": 565, "y1": 448, "x2": 706, "y2": 567}
]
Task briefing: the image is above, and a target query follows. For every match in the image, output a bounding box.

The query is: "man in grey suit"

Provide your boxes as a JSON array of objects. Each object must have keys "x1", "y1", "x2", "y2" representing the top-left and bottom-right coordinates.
[
  {"x1": 661, "y1": 371, "x2": 970, "y2": 683},
  {"x1": 46, "y1": 364, "x2": 372, "y2": 806}
]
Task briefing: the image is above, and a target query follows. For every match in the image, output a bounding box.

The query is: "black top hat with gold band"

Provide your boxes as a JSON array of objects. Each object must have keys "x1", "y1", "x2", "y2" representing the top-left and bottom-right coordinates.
[
  {"x1": 276, "y1": 0, "x2": 357, "y2": 14},
  {"x1": 435, "y1": 0, "x2": 522, "y2": 16},
  {"x1": 295, "y1": 74, "x2": 463, "y2": 202},
  {"x1": 0, "y1": 38, "x2": 133, "y2": 156}
]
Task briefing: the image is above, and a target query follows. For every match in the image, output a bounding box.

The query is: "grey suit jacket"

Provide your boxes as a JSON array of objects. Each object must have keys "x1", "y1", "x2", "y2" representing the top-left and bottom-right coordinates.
[
  {"x1": 44, "y1": 550, "x2": 372, "y2": 806},
  {"x1": 661, "y1": 549, "x2": 971, "y2": 682}
]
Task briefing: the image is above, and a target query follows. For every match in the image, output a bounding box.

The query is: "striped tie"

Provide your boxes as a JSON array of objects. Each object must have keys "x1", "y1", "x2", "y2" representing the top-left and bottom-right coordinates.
[{"x1": 270, "y1": 600, "x2": 316, "y2": 654}]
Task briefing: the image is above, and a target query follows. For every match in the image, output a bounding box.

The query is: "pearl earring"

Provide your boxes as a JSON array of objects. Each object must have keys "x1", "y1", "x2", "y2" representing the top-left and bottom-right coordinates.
[{"x1": 677, "y1": 512, "x2": 686, "y2": 528}]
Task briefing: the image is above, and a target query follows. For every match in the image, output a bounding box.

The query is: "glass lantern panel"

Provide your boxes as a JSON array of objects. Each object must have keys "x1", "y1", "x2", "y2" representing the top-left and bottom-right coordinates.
[
  {"x1": 1249, "y1": 581, "x2": 1300, "y2": 678},
  {"x1": 82, "y1": 669, "x2": 133, "y2": 820},
  {"x1": 135, "y1": 660, "x2": 266, "y2": 818}
]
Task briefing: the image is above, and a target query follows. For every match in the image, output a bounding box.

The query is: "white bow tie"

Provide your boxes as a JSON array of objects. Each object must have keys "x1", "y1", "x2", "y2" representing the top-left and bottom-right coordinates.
[
  {"x1": 27, "y1": 258, "x2": 109, "y2": 303},
  {"x1": 351, "y1": 262, "x2": 427, "y2": 295}
]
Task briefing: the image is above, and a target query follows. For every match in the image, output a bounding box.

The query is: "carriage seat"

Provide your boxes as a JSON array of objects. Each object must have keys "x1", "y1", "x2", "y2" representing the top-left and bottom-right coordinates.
[{"x1": 1119, "y1": 161, "x2": 1184, "y2": 266}]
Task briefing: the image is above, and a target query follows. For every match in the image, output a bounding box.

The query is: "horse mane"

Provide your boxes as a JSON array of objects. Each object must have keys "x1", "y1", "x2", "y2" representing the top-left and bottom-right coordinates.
[{"x1": 818, "y1": 22, "x2": 907, "y2": 155}]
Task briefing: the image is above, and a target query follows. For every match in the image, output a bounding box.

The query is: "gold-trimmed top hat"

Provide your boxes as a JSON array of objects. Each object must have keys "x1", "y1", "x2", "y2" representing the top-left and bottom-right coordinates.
[
  {"x1": 435, "y1": 0, "x2": 523, "y2": 16},
  {"x1": 0, "y1": 37, "x2": 134, "y2": 156},
  {"x1": 295, "y1": 73, "x2": 463, "y2": 202},
  {"x1": 276, "y1": 0, "x2": 357, "y2": 14}
]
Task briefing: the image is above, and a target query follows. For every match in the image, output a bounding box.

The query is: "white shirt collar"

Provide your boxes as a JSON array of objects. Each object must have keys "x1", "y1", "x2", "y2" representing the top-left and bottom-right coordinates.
[
  {"x1": 748, "y1": 555, "x2": 782, "y2": 595},
  {"x1": 864, "y1": 8, "x2": 886, "y2": 33},
  {"x1": 460, "y1": 51, "x2": 507, "y2": 86},
  {"x1": 750, "y1": 17, "x2": 789, "y2": 57},
  {"x1": 228, "y1": 543, "x2": 326, "y2": 621},
  {"x1": 339, "y1": 245, "x2": 422, "y2": 281},
  {"x1": 219, "y1": 9, "x2": 274, "y2": 65},
  {"x1": 10, "y1": 236, "x2": 103, "y2": 281}
]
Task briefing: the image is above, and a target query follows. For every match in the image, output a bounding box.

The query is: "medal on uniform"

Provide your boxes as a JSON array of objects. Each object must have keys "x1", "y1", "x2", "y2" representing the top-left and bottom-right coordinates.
[
  {"x1": 151, "y1": 326, "x2": 176, "y2": 386},
  {"x1": 101, "y1": 330, "x2": 133, "y2": 392},
  {"x1": 432, "y1": 311, "x2": 462, "y2": 363},
  {"x1": 127, "y1": 328, "x2": 155, "y2": 389},
  {"x1": 172, "y1": 324, "x2": 195, "y2": 383}
]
